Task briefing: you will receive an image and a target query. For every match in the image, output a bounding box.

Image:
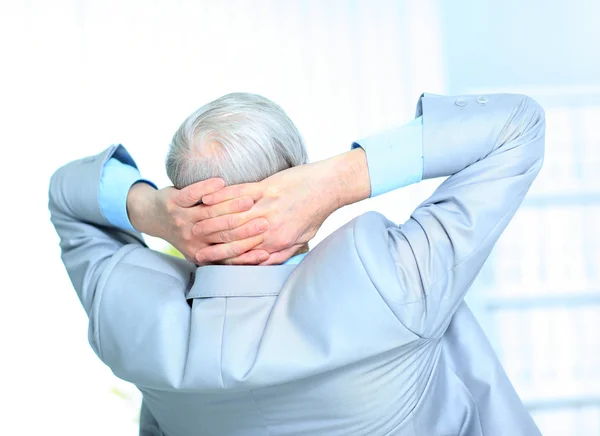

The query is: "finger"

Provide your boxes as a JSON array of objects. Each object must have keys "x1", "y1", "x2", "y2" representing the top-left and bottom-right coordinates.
[
  {"x1": 193, "y1": 196, "x2": 254, "y2": 222},
  {"x1": 192, "y1": 211, "x2": 254, "y2": 236},
  {"x1": 259, "y1": 245, "x2": 304, "y2": 266},
  {"x1": 204, "y1": 218, "x2": 269, "y2": 243},
  {"x1": 175, "y1": 178, "x2": 225, "y2": 207},
  {"x1": 217, "y1": 250, "x2": 270, "y2": 266},
  {"x1": 201, "y1": 183, "x2": 258, "y2": 205},
  {"x1": 195, "y1": 234, "x2": 265, "y2": 264}
]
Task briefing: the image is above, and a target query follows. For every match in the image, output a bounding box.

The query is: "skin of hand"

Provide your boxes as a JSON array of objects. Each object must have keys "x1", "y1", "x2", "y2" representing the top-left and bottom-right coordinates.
[
  {"x1": 126, "y1": 179, "x2": 272, "y2": 265},
  {"x1": 194, "y1": 148, "x2": 371, "y2": 265}
]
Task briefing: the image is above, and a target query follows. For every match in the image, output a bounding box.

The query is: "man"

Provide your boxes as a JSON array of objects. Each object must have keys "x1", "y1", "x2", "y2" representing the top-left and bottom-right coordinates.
[{"x1": 49, "y1": 92, "x2": 545, "y2": 435}]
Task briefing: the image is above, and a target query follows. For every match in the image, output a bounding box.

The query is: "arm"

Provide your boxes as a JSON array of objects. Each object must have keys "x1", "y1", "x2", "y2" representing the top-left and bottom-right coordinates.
[
  {"x1": 355, "y1": 94, "x2": 545, "y2": 338},
  {"x1": 49, "y1": 145, "x2": 153, "y2": 363},
  {"x1": 48, "y1": 145, "x2": 254, "y2": 356},
  {"x1": 196, "y1": 94, "x2": 545, "y2": 338},
  {"x1": 147, "y1": 118, "x2": 421, "y2": 265},
  {"x1": 49, "y1": 146, "x2": 147, "y2": 323},
  {"x1": 97, "y1": 155, "x2": 271, "y2": 264}
]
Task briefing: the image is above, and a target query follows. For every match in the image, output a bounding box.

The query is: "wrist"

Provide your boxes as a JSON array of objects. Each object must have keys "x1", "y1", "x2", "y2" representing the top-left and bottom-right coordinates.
[
  {"x1": 326, "y1": 148, "x2": 371, "y2": 209},
  {"x1": 126, "y1": 182, "x2": 159, "y2": 235}
]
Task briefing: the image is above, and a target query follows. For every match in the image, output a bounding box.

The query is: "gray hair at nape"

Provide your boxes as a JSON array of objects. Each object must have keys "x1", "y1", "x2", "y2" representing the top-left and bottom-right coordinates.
[{"x1": 166, "y1": 92, "x2": 308, "y2": 189}]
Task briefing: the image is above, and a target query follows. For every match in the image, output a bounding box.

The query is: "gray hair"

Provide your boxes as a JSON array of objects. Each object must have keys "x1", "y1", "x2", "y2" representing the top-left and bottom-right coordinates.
[{"x1": 166, "y1": 93, "x2": 308, "y2": 189}]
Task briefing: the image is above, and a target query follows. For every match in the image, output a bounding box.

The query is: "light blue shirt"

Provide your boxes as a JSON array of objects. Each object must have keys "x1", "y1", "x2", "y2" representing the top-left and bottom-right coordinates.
[
  {"x1": 99, "y1": 147, "x2": 156, "y2": 232},
  {"x1": 283, "y1": 252, "x2": 307, "y2": 265},
  {"x1": 352, "y1": 116, "x2": 423, "y2": 197},
  {"x1": 98, "y1": 117, "x2": 423, "y2": 246}
]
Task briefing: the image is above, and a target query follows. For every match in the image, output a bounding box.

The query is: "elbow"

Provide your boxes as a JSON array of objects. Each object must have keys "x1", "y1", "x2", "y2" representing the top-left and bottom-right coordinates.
[
  {"x1": 48, "y1": 165, "x2": 69, "y2": 217},
  {"x1": 48, "y1": 168, "x2": 61, "y2": 213},
  {"x1": 48, "y1": 161, "x2": 74, "y2": 214},
  {"x1": 523, "y1": 96, "x2": 546, "y2": 170},
  {"x1": 501, "y1": 95, "x2": 546, "y2": 172},
  {"x1": 519, "y1": 95, "x2": 546, "y2": 154},
  {"x1": 521, "y1": 95, "x2": 546, "y2": 138}
]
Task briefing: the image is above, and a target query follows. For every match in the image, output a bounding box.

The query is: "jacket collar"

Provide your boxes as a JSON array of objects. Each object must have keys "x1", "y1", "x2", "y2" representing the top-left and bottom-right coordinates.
[{"x1": 186, "y1": 265, "x2": 298, "y2": 299}]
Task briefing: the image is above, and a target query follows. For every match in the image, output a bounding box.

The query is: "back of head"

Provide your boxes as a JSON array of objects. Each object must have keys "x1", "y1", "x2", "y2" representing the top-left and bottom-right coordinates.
[{"x1": 167, "y1": 93, "x2": 308, "y2": 189}]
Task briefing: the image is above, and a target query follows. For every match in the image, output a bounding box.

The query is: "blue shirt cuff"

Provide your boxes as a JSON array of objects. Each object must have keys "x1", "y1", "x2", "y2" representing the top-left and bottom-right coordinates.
[
  {"x1": 283, "y1": 252, "x2": 308, "y2": 265},
  {"x1": 99, "y1": 157, "x2": 157, "y2": 231},
  {"x1": 352, "y1": 116, "x2": 423, "y2": 197}
]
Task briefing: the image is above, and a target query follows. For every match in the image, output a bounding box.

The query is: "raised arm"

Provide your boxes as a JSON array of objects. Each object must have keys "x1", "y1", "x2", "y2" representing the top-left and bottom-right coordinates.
[
  {"x1": 196, "y1": 94, "x2": 545, "y2": 338},
  {"x1": 48, "y1": 145, "x2": 263, "y2": 356},
  {"x1": 355, "y1": 94, "x2": 545, "y2": 338},
  {"x1": 48, "y1": 145, "x2": 148, "y2": 322}
]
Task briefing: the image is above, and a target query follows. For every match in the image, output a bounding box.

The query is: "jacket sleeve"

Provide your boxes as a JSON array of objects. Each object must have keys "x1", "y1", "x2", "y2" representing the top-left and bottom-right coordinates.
[
  {"x1": 50, "y1": 145, "x2": 198, "y2": 390},
  {"x1": 354, "y1": 94, "x2": 545, "y2": 339},
  {"x1": 48, "y1": 145, "x2": 148, "y2": 355}
]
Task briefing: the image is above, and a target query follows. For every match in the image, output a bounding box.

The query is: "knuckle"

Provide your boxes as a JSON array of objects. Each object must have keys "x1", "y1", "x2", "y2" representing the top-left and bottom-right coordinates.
[
  {"x1": 204, "y1": 233, "x2": 217, "y2": 244},
  {"x1": 206, "y1": 206, "x2": 216, "y2": 219},
  {"x1": 242, "y1": 196, "x2": 253, "y2": 209},
  {"x1": 190, "y1": 184, "x2": 202, "y2": 197},
  {"x1": 270, "y1": 216, "x2": 283, "y2": 231},
  {"x1": 231, "y1": 242, "x2": 242, "y2": 255},
  {"x1": 218, "y1": 230, "x2": 230, "y2": 243},
  {"x1": 174, "y1": 217, "x2": 185, "y2": 228},
  {"x1": 200, "y1": 224, "x2": 214, "y2": 236},
  {"x1": 166, "y1": 201, "x2": 176, "y2": 214},
  {"x1": 276, "y1": 234, "x2": 292, "y2": 249},
  {"x1": 265, "y1": 184, "x2": 280, "y2": 198},
  {"x1": 245, "y1": 224, "x2": 256, "y2": 238},
  {"x1": 255, "y1": 219, "x2": 267, "y2": 233},
  {"x1": 227, "y1": 215, "x2": 238, "y2": 229}
]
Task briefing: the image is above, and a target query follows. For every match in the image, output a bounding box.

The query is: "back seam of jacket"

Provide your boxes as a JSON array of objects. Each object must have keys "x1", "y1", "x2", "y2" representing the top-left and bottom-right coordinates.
[
  {"x1": 219, "y1": 298, "x2": 227, "y2": 388},
  {"x1": 180, "y1": 299, "x2": 194, "y2": 385}
]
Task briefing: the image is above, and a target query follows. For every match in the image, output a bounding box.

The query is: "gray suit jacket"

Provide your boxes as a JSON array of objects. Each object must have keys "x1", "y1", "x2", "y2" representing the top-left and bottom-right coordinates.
[{"x1": 49, "y1": 93, "x2": 545, "y2": 436}]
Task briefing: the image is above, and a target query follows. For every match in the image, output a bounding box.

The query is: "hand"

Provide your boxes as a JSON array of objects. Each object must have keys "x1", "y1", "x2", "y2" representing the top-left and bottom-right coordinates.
[
  {"x1": 194, "y1": 149, "x2": 371, "y2": 265},
  {"x1": 126, "y1": 180, "x2": 271, "y2": 265}
]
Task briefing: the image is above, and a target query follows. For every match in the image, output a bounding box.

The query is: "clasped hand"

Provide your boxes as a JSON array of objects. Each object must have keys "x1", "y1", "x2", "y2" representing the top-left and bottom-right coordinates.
[
  {"x1": 127, "y1": 158, "x2": 347, "y2": 265},
  {"x1": 127, "y1": 149, "x2": 369, "y2": 265}
]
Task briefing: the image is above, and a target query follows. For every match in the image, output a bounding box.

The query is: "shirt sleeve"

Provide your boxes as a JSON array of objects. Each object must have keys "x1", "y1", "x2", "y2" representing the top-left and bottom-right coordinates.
[
  {"x1": 98, "y1": 157, "x2": 157, "y2": 231},
  {"x1": 352, "y1": 116, "x2": 423, "y2": 197}
]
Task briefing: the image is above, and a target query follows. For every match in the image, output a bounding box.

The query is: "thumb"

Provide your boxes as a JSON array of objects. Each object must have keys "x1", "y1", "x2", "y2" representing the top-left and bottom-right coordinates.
[{"x1": 175, "y1": 178, "x2": 225, "y2": 207}]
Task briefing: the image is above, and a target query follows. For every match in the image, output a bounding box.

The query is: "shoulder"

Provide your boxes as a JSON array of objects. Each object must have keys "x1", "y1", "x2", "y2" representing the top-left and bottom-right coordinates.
[
  {"x1": 111, "y1": 246, "x2": 196, "y2": 285},
  {"x1": 94, "y1": 245, "x2": 196, "y2": 329},
  {"x1": 347, "y1": 211, "x2": 396, "y2": 260},
  {"x1": 90, "y1": 245, "x2": 196, "y2": 365},
  {"x1": 300, "y1": 211, "x2": 397, "y2": 284}
]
